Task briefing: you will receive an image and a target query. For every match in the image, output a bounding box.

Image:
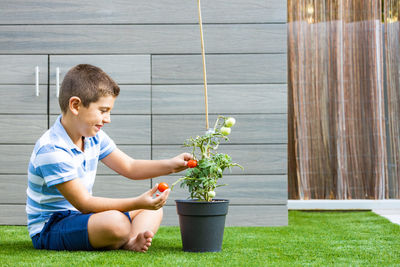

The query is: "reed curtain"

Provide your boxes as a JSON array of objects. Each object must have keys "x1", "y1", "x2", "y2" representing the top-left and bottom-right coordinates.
[{"x1": 288, "y1": 0, "x2": 400, "y2": 199}]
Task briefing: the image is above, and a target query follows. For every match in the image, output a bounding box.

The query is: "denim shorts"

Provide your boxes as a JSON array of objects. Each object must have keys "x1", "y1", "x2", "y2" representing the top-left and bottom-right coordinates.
[{"x1": 31, "y1": 210, "x2": 131, "y2": 251}]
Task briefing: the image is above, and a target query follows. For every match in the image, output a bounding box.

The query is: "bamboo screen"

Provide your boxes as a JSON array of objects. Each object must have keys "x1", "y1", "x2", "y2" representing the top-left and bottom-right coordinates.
[
  {"x1": 288, "y1": 0, "x2": 400, "y2": 199},
  {"x1": 385, "y1": 0, "x2": 400, "y2": 198}
]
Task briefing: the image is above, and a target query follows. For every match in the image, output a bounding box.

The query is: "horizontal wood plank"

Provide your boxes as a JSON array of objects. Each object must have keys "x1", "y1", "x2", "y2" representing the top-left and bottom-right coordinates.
[
  {"x1": 152, "y1": 114, "x2": 287, "y2": 144},
  {"x1": 152, "y1": 145, "x2": 287, "y2": 175},
  {"x1": 152, "y1": 54, "x2": 287, "y2": 84},
  {"x1": 97, "y1": 145, "x2": 151, "y2": 174},
  {"x1": 0, "y1": 25, "x2": 286, "y2": 54},
  {"x1": 0, "y1": 115, "x2": 47, "y2": 143},
  {"x1": 0, "y1": 175, "x2": 27, "y2": 204},
  {"x1": 49, "y1": 55, "x2": 150, "y2": 84},
  {"x1": 0, "y1": 55, "x2": 48, "y2": 84},
  {"x1": 0, "y1": 205, "x2": 27, "y2": 225},
  {"x1": 0, "y1": 204, "x2": 288, "y2": 226},
  {"x1": 0, "y1": 145, "x2": 36, "y2": 174},
  {"x1": 93, "y1": 175, "x2": 151, "y2": 198},
  {"x1": 0, "y1": 174, "x2": 152, "y2": 204},
  {"x1": 0, "y1": 174, "x2": 287, "y2": 205},
  {"x1": 162, "y1": 205, "x2": 288, "y2": 226},
  {"x1": 154, "y1": 175, "x2": 287, "y2": 205},
  {"x1": 101, "y1": 116, "x2": 151, "y2": 145},
  {"x1": 50, "y1": 85, "x2": 151, "y2": 115},
  {"x1": 50, "y1": 115, "x2": 151, "y2": 145},
  {"x1": 0, "y1": 145, "x2": 151, "y2": 174},
  {"x1": 152, "y1": 84, "x2": 287, "y2": 114},
  {"x1": 0, "y1": 85, "x2": 47, "y2": 114},
  {"x1": 0, "y1": 173, "x2": 287, "y2": 206},
  {"x1": 0, "y1": 0, "x2": 286, "y2": 24}
]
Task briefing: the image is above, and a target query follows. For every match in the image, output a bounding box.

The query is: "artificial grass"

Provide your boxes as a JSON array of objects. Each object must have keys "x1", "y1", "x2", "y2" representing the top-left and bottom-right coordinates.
[{"x1": 0, "y1": 211, "x2": 399, "y2": 266}]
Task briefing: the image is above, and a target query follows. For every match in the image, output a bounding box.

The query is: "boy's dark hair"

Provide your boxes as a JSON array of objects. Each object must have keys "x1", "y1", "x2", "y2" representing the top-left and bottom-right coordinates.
[{"x1": 59, "y1": 64, "x2": 120, "y2": 113}]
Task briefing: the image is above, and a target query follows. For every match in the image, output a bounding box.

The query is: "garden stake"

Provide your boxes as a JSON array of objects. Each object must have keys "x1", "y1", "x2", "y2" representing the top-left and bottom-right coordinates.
[{"x1": 197, "y1": 0, "x2": 209, "y2": 130}]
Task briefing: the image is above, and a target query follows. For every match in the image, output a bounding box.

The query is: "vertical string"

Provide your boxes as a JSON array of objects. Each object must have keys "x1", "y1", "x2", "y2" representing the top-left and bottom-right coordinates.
[{"x1": 198, "y1": 0, "x2": 209, "y2": 130}]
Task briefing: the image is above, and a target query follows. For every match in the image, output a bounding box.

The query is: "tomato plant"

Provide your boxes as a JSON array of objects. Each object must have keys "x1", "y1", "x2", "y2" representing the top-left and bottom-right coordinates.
[
  {"x1": 172, "y1": 115, "x2": 243, "y2": 202},
  {"x1": 158, "y1": 182, "x2": 169, "y2": 192}
]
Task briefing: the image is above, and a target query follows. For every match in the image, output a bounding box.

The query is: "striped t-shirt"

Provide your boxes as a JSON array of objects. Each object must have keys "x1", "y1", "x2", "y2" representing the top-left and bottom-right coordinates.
[{"x1": 26, "y1": 115, "x2": 116, "y2": 237}]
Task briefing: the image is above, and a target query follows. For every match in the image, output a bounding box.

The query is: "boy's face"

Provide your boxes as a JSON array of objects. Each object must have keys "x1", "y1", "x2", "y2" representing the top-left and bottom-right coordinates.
[{"x1": 77, "y1": 95, "x2": 116, "y2": 137}]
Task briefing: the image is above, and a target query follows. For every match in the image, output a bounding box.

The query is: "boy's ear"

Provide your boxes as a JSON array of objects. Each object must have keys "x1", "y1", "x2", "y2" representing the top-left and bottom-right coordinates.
[{"x1": 69, "y1": 96, "x2": 82, "y2": 115}]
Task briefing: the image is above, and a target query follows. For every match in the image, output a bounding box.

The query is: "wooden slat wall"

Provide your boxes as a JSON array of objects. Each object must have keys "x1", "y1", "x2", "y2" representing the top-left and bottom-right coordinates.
[
  {"x1": 0, "y1": 0, "x2": 287, "y2": 226},
  {"x1": 0, "y1": 0, "x2": 286, "y2": 24}
]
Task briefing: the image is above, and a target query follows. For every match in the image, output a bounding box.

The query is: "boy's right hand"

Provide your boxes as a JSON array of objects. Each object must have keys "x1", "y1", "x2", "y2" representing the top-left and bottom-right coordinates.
[{"x1": 135, "y1": 184, "x2": 170, "y2": 210}]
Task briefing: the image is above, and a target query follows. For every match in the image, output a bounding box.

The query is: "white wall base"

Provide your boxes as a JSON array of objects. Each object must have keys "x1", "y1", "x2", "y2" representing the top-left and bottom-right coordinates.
[{"x1": 288, "y1": 200, "x2": 400, "y2": 210}]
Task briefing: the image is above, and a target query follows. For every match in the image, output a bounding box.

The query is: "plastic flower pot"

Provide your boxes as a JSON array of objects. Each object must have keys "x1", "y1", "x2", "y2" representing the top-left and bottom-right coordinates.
[{"x1": 175, "y1": 199, "x2": 229, "y2": 252}]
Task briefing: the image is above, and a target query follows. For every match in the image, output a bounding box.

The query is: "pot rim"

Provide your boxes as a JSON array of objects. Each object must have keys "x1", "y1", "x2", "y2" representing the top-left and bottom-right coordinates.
[{"x1": 175, "y1": 199, "x2": 229, "y2": 204}]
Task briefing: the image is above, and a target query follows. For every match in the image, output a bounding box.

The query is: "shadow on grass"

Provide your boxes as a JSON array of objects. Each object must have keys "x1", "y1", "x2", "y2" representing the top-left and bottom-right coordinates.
[
  {"x1": 0, "y1": 238, "x2": 183, "y2": 255},
  {"x1": 151, "y1": 244, "x2": 182, "y2": 253},
  {"x1": 1, "y1": 239, "x2": 34, "y2": 250}
]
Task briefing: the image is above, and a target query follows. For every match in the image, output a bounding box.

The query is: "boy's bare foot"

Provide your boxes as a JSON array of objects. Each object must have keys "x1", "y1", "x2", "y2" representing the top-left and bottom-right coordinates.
[{"x1": 123, "y1": 230, "x2": 154, "y2": 252}]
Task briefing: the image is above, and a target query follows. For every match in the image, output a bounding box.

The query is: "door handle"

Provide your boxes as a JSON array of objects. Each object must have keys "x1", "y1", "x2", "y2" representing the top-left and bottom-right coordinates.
[
  {"x1": 35, "y1": 66, "x2": 40, "y2": 96},
  {"x1": 56, "y1": 67, "x2": 60, "y2": 98}
]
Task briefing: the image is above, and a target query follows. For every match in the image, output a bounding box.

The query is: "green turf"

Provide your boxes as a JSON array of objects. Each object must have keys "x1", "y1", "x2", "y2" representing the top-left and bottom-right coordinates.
[{"x1": 0, "y1": 211, "x2": 399, "y2": 266}]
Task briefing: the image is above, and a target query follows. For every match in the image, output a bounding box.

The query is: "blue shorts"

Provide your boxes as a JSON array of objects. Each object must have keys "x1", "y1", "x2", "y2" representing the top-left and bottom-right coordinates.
[{"x1": 31, "y1": 210, "x2": 131, "y2": 251}]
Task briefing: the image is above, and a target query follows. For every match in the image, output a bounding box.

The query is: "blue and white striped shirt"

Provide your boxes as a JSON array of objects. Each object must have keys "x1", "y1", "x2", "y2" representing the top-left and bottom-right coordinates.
[{"x1": 26, "y1": 115, "x2": 116, "y2": 237}]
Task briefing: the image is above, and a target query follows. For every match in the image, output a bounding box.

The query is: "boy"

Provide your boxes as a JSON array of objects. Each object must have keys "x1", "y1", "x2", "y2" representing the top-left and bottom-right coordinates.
[{"x1": 26, "y1": 64, "x2": 191, "y2": 252}]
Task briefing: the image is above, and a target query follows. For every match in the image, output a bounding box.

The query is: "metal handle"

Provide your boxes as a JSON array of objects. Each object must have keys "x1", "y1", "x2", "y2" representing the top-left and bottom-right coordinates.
[
  {"x1": 35, "y1": 66, "x2": 40, "y2": 96},
  {"x1": 56, "y1": 67, "x2": 60, "y2": 98}
]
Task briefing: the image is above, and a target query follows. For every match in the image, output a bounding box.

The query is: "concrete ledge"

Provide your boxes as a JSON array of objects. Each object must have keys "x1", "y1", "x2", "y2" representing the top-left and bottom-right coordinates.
[{"x1": 288, "y1": 200, "x2": 400, "y2": 210}]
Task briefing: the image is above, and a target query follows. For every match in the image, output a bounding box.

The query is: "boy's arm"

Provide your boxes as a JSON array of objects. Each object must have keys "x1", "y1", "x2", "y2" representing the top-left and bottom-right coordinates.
[
  {"x1": 101, "y1": 148, "x2": 192, "y2": 180},
  {"x1": 55, "y1": 178, "x2": 169, "y2": 214}
]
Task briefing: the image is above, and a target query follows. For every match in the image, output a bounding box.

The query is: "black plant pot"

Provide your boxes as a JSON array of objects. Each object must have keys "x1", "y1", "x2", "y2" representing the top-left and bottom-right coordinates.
[{"x1": 175, "y1": 199, "x2": 229, "y2": 252}]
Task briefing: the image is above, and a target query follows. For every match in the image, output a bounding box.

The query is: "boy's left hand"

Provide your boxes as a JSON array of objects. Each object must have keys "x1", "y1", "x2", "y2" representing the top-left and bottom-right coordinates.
[{"x1": 170, "y1": 153, "x2": 193, "y2": 173}]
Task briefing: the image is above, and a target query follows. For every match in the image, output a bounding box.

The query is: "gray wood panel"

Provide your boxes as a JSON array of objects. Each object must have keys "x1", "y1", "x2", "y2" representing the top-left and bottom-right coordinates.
[
  {"x1": 0, "y1": 145, "x2": 151, "y2": 174},
  {"x1": 0, "y1": 205, "x2": 26, "y2": 225},
  {"x1": 162, "y1": 205, "x2": 288, "y2": 226},
  {"x1": 152, "y1": 54, "x2": 287, "y2": 84},
  {"x1": 0, "y1": 55, "x2": 48, "y2": 84},
  {"x1": 93, "y1": 175, "x2": 151, "y2": 198},
  {"x1": 50, "y1": 115, "x2": 151, "y2": 145},
  {"x1": 154, "y1": 175, "x2": 287, "y2": 205},
  {"x1": 0, "y1": 85, "x2": 47, "y2": 114},
  {"x1": 50, "y1": 85, "x2": 151, "y2": 115},
  {"x1": 0, "y1": 175, "x2": 150, "y2": 204},
  {"x1": 0, "y1": 0, "x2": 288, "y2": 227},
  {"x1": 0, "y1": 25, "x2": 286, "y2": 54},
  {"x1": 0, "y1": 115, "x2": 47, "y2": 143},
  {"x1": 152, "y1": 114, "x2": 287, "y2": 145},
  {"x1": 0, "y1": 204, "x2": 288, "y2": 226},
  {"x1": 0, "y1": 0, "x2": 286, "y2": 24},
  {"x1": 152, "y1": 84, "x2": 287, "y2": 114},
  {"x1": 49, "y1": 55, "x2": 150, "y2": 84},
  {"x1": 0, "y1": 145, "x2": 34, "y2": 174},
  {"x1": 0, "y1": 175, "x2": 27, "y2": 204},
  {"x1": 97, "y1": 145, "x2": 151, "y2": 174},
  {"x1": 102, "y1": 116, "x2": 151, "y2": 145},
  {"x1": 152, "y1": 145, "x2": 287, "y2": 175}
]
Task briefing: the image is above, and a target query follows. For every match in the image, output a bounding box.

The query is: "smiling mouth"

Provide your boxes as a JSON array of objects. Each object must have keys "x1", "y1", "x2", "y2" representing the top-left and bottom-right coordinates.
[{"x1": 95, "y1": 125, "x2": 103, "y2": 130}]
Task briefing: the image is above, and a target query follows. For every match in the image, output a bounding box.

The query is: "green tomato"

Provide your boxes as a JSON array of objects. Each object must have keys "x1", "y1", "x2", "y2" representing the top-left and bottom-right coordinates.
[
  {"x1": 220, "y1": 127, "x2": 231, "y2": 135},
  {"x1": 224, "y1": 117, "x2": 236, "y2": 127},
  {"x1": 208, "y1": 191, "x2": 216, "y2": 198}
]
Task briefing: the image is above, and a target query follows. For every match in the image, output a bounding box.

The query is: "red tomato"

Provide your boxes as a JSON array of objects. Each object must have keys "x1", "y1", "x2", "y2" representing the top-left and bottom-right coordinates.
[
  {"x1": 187, "y1": 159, "x2": 198, "y2": 168},
  {"x1": 158, "y1": 182, "x2": 169, "y2": 192}
]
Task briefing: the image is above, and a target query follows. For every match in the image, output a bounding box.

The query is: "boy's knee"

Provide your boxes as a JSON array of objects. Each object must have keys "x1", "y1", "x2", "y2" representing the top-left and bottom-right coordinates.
[{"x1": 103, "y1": 210, "x2": 131, "y2": 241}]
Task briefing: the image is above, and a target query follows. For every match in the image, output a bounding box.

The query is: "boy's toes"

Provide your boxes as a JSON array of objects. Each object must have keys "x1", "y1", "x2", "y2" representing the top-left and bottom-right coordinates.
[
  {"x1": 124, "y1": 231, "x2": 154, "y2": 252},
  {"x1": 144, "y1": 230, "x2": 154, "y2": 239}
]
